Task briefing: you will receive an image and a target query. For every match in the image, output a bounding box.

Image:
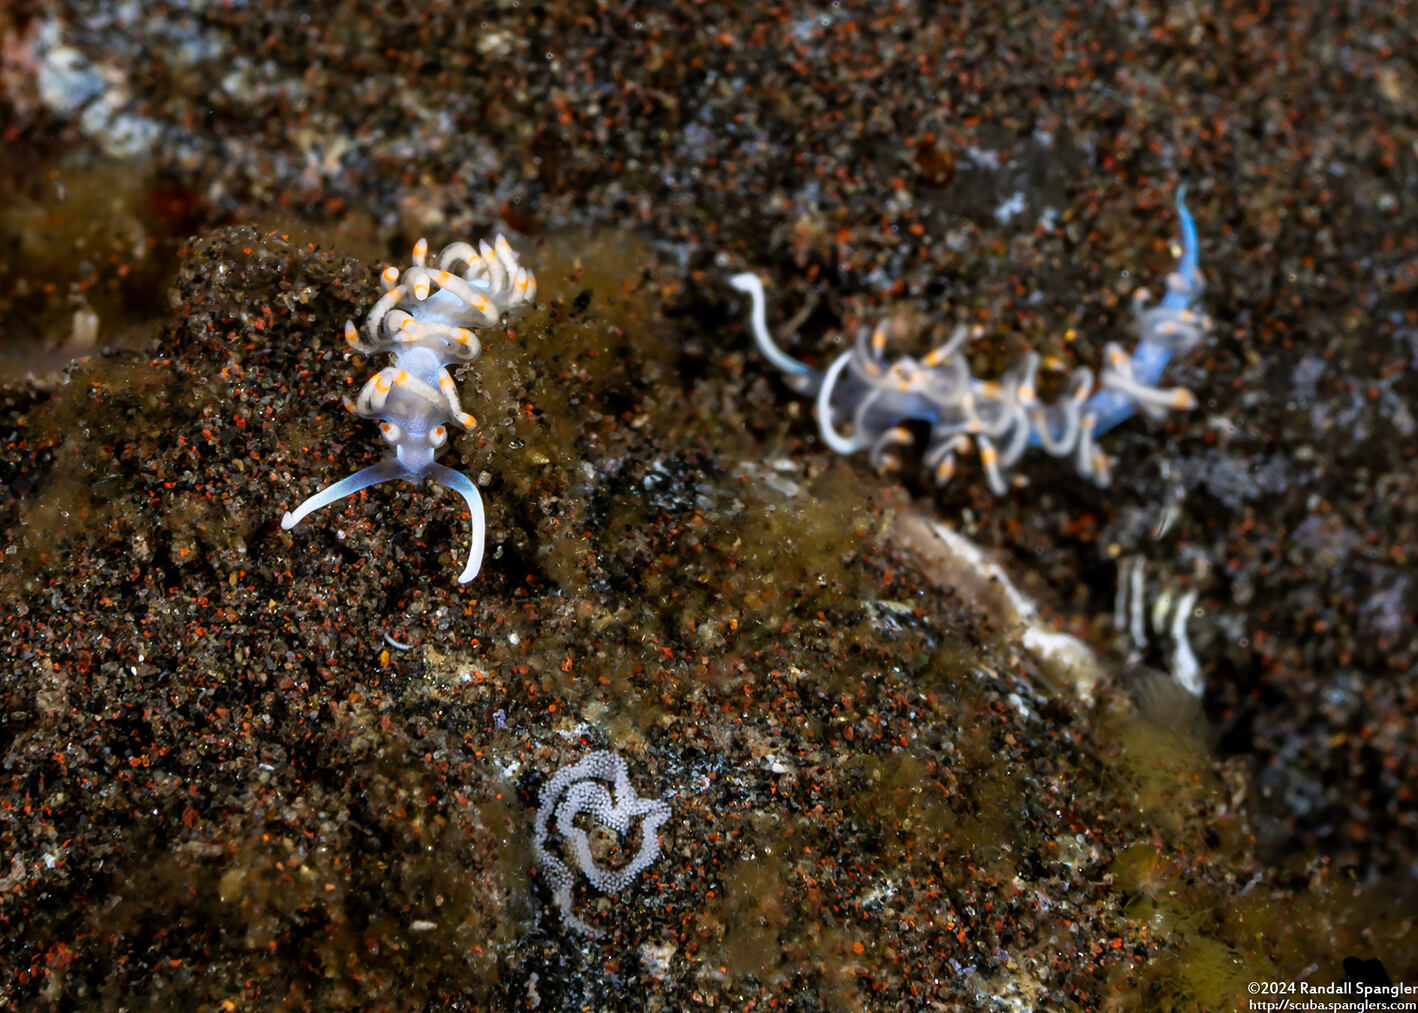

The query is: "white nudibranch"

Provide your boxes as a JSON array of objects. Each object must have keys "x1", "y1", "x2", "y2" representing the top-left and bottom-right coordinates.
[
  {"x1": 281, "y1": 234, "x2": 537, "y2": 583},
  {"x1": 731, "y1": 188, "x2": 1213, "y2": 493}
]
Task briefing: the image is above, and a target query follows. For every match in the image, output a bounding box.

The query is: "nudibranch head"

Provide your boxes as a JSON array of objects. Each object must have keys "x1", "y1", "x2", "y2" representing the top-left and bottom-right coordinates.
[{"x1": 281, "y1": 234, "x2": 537, "y2": 583}]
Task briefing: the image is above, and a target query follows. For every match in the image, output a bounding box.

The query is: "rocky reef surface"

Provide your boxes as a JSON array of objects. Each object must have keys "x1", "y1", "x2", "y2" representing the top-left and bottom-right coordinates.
[{"x1": 1, "y1": 1, "x2": 1415, "y2": 1009}]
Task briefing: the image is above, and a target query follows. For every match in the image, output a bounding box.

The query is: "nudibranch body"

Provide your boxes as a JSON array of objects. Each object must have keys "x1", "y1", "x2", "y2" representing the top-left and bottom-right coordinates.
[
  {"x1": 731, "y1": 188, "x2": 1212, "y2": 493},
  {"x1": 282, "y1": 235, "x2": 536, "y2": 583}
]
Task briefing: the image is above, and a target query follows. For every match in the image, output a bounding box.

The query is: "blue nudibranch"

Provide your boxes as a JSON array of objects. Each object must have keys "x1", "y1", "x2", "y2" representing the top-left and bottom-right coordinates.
[
  {"x1": 282, "y1": 235, "x2": 537, "y2": 582},
  {"x1": 730, "y1": 188, "x2": 1212, "y2": 492}
]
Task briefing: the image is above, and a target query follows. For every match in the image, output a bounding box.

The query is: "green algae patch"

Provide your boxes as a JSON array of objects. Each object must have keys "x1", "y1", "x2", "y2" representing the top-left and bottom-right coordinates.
[
  {"x1": 700, "y1": 848, "x2": 794, "y2": 981},
  {"x1": 1171, "y1": 935, "x2": 1251, "y2": 1008},
  {"x1": 840, "y1": 750, "x2": 965, "y2": 863},
  {"x1": 1098, "y1": 692, "x2": 1273, "y2": 1009},
  {"x1": 716, "y1": 462, "x2": 885, "y2": 616},
  {"x1": 692, "y1": 816, "x2": 872, "y2": 1013},
  {"x1": 2, "y1": 350, "x2": 218, "y2": 597},
  {"x1": 73, "y1": 717, "x2": 532, "y2": 1010},
  {"x1": 430, "y1": 229, "x2": 683, "y2": 596},
  {"x1": 1100, "y1": 674, "x2": 1212, "y2": 811},
  {"x1": 1108, "y1": 836, "x2": 1418, "y2": 1011},
  {"x1": 1097, "y1": 679, "x2": 1415, "y2": 1009}
]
